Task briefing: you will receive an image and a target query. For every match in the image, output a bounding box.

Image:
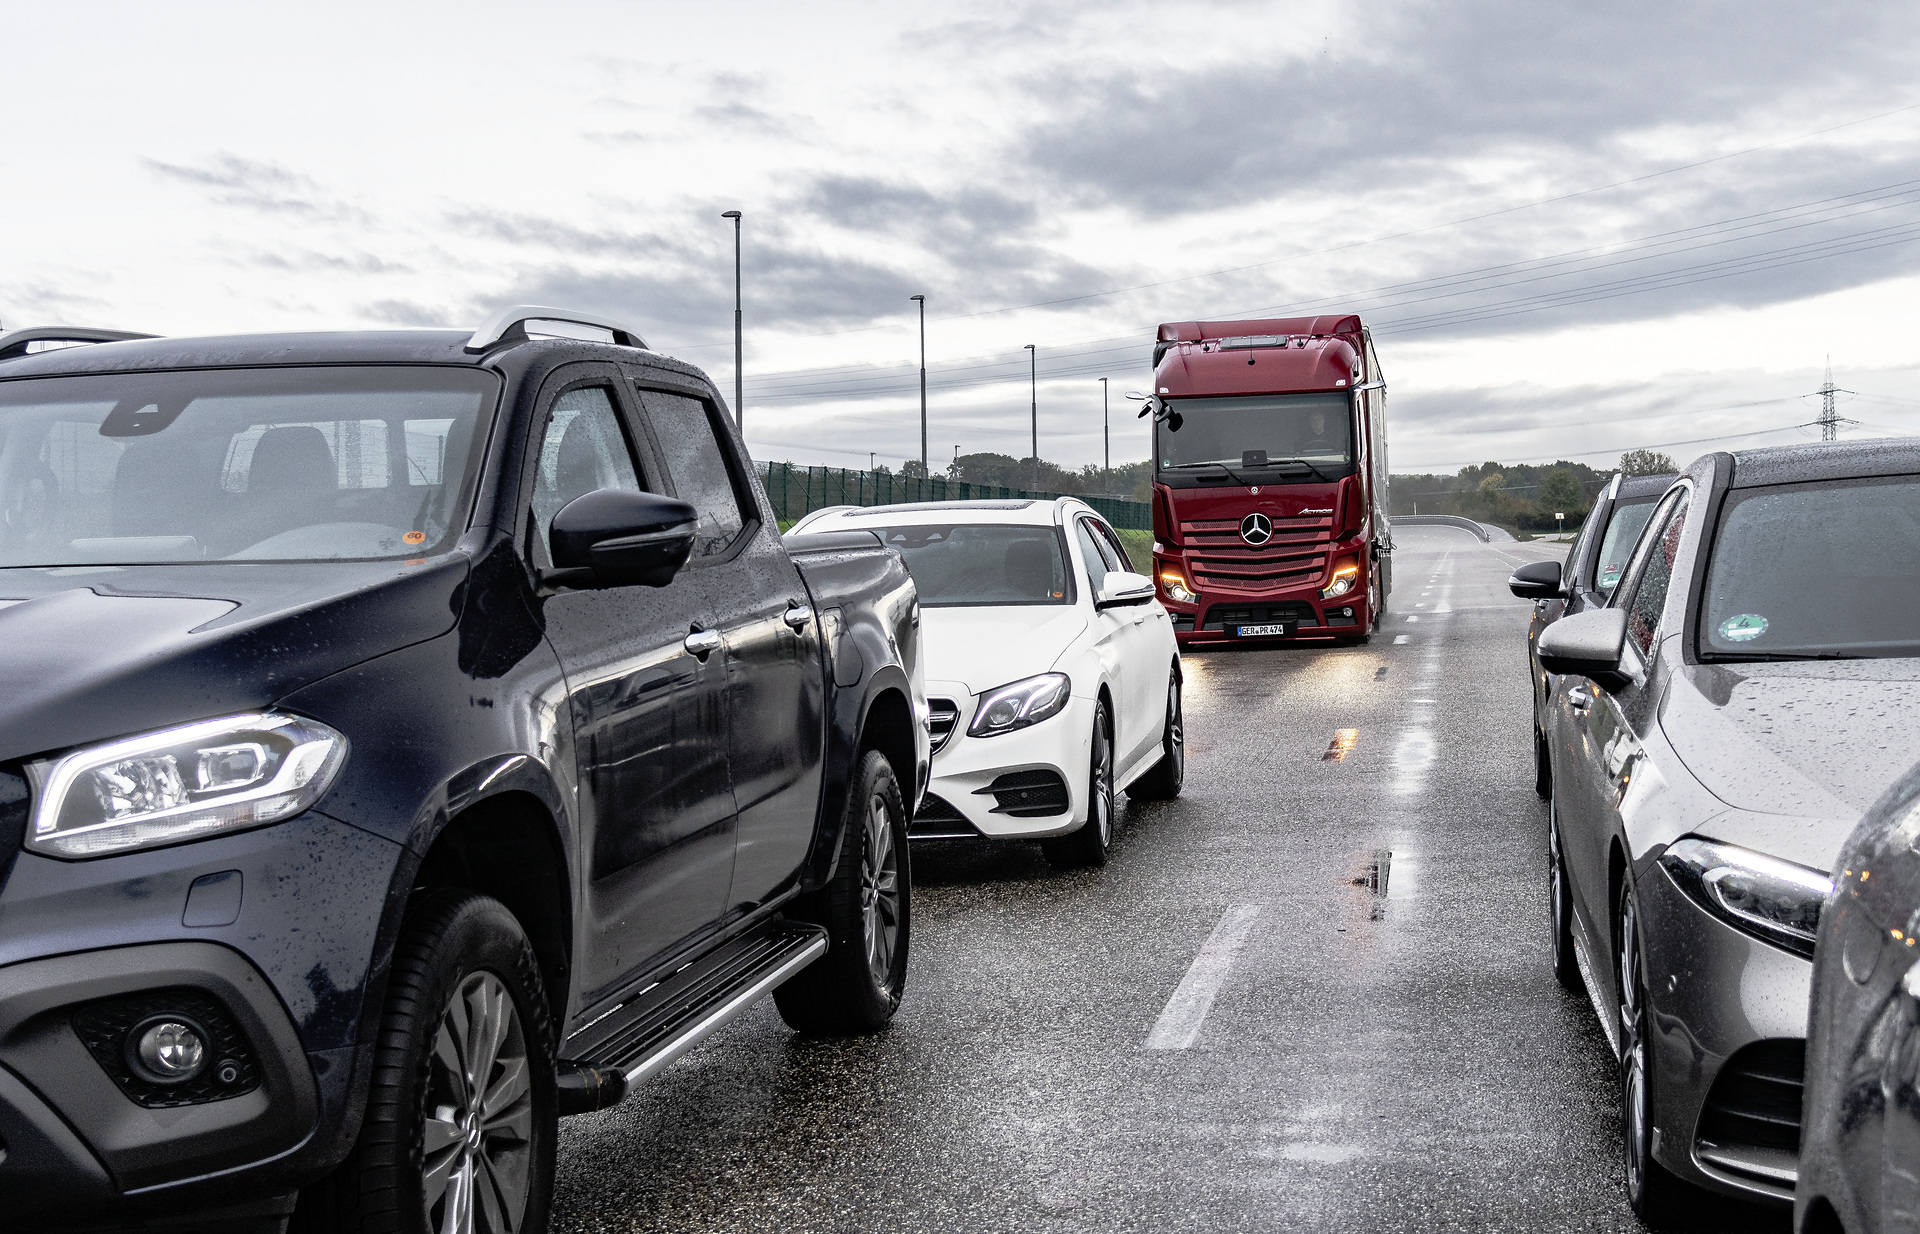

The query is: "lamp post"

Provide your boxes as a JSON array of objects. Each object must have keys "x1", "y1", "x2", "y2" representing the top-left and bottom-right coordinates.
[
  {"x1": 1024, "y1": 343, "x2": 1037, "y2": 492},
  {"x1": 721, "y1": 210, "x2": 743, "y2": 433},
  {"x1": 910, "y1": 295, "x2": 927, "y2": 478},
  {"x1": 1099, "y1": 377, "x2": 1109, "y2": 493}
]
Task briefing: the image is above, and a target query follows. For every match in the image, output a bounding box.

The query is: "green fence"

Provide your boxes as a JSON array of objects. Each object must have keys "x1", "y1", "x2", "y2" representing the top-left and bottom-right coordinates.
[{"x1": 758, "y1": 461, "x2": 1151, "y2": 530}]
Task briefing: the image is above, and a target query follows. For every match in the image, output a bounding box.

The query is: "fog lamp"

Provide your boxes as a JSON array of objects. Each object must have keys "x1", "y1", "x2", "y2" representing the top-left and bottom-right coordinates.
[
  {"x1": 129, "y1": 1016, "x2": 208, "y2": 1084},
  {"x1": 1320, "y1": 555, "x2": 1360, "y2": 599}
]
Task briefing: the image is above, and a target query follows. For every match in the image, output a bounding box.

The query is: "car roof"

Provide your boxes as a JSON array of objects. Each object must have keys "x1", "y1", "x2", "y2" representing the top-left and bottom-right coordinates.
[
  {"x1": 1728, "y1": 437, "x2": 1920, "y2": 489},
  {"x1": 800, "y1": 496, "x2": 1091, "y2": 529}
]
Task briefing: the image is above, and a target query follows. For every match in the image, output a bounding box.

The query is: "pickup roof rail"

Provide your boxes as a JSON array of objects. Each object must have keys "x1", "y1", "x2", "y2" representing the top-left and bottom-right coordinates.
[
  {"x1": 464, "y1": 304, "x2": 650, "y2": 353},
  {"x1": 0, "y1": 326, "x2": 159, "y2": 362}
]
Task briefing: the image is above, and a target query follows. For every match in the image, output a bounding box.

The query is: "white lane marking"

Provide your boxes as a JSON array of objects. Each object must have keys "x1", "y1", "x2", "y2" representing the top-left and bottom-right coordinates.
[
  {"x1": 1405, "y1": 615, "x2": 1419, "y2": 622},
  {"x1": 1145, "y1": 905, "x2": 1262, "y2": 1051},
  {"x1": 1393, "y1": 634, "x2": 1409, "y2": 644}
]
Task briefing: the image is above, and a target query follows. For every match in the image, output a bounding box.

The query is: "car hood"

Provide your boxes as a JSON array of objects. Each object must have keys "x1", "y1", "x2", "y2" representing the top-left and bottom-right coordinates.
[
  {"x1": 0, "y1": 558, "x2": 469, "y2": 762},
  {"x1": 920, "y1": 605, "x2": 1088, "y2": 696},
  {"x1": 1662, "y1": 658, "x2": 1920, "y2": 865}
]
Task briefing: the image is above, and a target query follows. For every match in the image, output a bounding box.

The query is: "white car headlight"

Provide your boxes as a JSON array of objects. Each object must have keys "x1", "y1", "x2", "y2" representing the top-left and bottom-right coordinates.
[
  {"x1": 1660, "y1": 836, "x2": 1832, "y2": 958},
  {"x1": 25, "y1": 713, "x2": 348, "y2": 859},
  {"x1": 967, "y1": 673, "x2": 1071, "y2": 738}
]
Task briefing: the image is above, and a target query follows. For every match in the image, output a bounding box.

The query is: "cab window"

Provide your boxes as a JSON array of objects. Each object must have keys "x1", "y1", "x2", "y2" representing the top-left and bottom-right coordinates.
[
  {"x1": 636, "y1": 389, "x2": 748, "y2": 559},
  {"x1": 530, "y1": 386, "x2": 646, "y2": 555}
]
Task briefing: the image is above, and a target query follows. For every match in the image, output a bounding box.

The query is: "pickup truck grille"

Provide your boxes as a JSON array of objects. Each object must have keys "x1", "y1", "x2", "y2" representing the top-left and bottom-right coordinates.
[
  {"x1": 927, "y1": 699, "x2": 960, "y2": 753},
  {"x1": 1178, "y1": 515, "x2": 1332, "y2": 593}
]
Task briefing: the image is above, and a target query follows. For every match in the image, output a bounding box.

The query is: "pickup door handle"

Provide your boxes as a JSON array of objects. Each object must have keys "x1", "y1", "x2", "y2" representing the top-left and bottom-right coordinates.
[
  {"x1": 784, "y1": 604, "x2": 814, "y2": 630},
  {"x1": 683, "y1": 629, "x2": 723, "y2": 657},
  {"x1": 1568, "y1": 687, "x2": 1593, "y2": 713}
]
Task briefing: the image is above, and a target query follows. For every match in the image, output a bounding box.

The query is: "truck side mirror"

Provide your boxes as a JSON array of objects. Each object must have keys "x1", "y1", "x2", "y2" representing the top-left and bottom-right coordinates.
[
  {"x1": 549, "y1": 489, "x2": 698, "y2": 588},
  {"x1": 1508, "y1": 560, "x2": 1564, "y2": 600},
  {"x1": 1536, "y1": 608, "x2": 1632, "y2": 692},
  {"x1": 1095, "y1": 570, "x2": 1156, "y2": 610}
]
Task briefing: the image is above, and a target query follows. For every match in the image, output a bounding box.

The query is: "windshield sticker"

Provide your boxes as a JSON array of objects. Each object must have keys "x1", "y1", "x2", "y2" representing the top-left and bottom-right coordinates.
[
  {"x1": 403, "y1": 530, "x2": 427, "y2": 545},
  {"x1": 1719, "y1": 613, "x2": 1769, "y2": 643}
]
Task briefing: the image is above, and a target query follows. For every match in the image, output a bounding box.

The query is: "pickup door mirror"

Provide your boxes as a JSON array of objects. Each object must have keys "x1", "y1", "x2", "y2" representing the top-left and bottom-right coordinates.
[
  {"x1": 1095, "y1": 570, "x2": 1157, "y2": 610},
  {"x1": 549, "y1": 489, "x2": 698, "y2": 588},
  {"x1": 1536, "y1": 607, "x2": 1632, "y2": 692},
  {"x1": 1508, "y1": 559, "x2": 1564, "y2": 599}
]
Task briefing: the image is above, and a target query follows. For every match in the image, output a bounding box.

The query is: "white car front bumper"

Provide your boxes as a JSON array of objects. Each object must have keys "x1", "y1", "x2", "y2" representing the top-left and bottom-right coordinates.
[{"x1": 915, "y1": 681, "x2": 1094, "y2": 840}]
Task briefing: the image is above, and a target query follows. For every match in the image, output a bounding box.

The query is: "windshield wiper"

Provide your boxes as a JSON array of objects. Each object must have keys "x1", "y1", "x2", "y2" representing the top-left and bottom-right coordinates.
[
  {"x1": 1712, "y1": 651, "x2": 1867, "y2": 662},
  {"x1": 1265, "y1": 457, "x2": 1333, "y2": 482},
  {"x1": 1163, "y1": 461, "x2": 1252, "y2": 485}
]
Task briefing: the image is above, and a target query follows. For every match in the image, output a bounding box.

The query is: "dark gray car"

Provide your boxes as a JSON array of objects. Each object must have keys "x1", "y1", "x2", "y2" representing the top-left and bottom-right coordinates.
[
  {"x1": 1533, "y1": 439, "x2": 1920, "y2": 1222},
  {"x1": 1512, "y1": 472, "x2": 1675, "y2": 798},
  {"x1": 1797, "y1": 758, "x2": 1920, "y2": 1234}
]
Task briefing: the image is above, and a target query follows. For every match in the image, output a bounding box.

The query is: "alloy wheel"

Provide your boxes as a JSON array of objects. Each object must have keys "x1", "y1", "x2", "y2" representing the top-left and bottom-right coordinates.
[
  {"x1": 1092, "y1": 709, "x2": 1114, "y2": 846},
  {"x1": 1549, "y1": 804, "x2": 1566, "y2": 957},
  {"x1": 1618, "y1": 891, "x2": 1651, "y2": 1201},
  {"x1": 860, "y1": 791, "x2": 901, "y2": 988},
  {"x1": 1165, "y1": 679, "x2": 1185, "y2": 781},
  {"x1": 423, "y1": 971, "x2": 534, "y2": 1234}
]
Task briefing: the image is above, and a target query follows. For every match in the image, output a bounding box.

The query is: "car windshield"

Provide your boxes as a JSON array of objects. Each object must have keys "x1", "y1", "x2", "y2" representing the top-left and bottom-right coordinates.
[
  {"x1": 0, "y1": 366, "x2": 496, "y2": 566},
  {"x1": 1593, "y1": 497, "x2": 1659, "y2": 594},
  {"x1": 1701, "y1": 475, "x2": 1920, "y2": 659},
  {"x1": 1156, "y1": 391, "x2": 1354, "y2": 474},
  {"x1": 866, "y1": 524, "x2": 1071, "y2": 606}
]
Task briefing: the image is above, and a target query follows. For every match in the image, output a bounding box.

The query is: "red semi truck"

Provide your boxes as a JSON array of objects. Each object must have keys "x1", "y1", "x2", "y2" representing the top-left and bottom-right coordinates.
[{"x1": 1143, "y1": 314, "x2": 1392, "y2": 645}]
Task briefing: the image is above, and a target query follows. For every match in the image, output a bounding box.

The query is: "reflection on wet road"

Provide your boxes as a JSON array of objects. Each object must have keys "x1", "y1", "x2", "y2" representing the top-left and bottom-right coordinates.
[{"x1": 549, "y1": 526, "x2": 1788, "y2": 1233}]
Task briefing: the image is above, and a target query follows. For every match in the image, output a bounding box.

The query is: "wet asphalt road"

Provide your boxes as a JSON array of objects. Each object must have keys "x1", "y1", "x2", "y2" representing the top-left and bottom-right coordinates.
[{"x1": 549, "y1": 528, "x2": 1791, "y2": 1234}]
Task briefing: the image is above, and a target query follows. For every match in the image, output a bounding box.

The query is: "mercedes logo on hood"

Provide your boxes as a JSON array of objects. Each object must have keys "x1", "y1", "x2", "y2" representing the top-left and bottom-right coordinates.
[{"x1": 1240, "y1": 512, "x2": 1273, "y2": 545}]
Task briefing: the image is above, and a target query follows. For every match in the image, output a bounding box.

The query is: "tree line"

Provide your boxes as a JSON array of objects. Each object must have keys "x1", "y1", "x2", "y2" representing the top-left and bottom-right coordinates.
[{"x1": 1387, "y1": 450, "x2": 1676, "y2": 532}]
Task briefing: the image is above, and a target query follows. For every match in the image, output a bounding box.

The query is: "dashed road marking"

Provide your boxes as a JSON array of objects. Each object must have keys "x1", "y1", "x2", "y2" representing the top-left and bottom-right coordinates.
[
  {"x1": 1144, "y1": 905, "x2": 1263, "y2": 1051},
  {"x1": 1322, "y1": 729, "x2": 1360, "y2": 761},
  {"x1": 1393, "y1": 634, "x2": 1410, "y2": 644}
]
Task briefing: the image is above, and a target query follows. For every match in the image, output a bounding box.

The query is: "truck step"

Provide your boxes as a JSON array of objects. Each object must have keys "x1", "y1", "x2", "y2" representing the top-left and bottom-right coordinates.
[{"x1": 563, "y1": 919, "x2": 828, "y2": 1090}]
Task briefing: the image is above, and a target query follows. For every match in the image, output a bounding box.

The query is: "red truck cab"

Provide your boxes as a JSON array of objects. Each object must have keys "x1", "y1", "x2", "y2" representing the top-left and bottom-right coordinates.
[{"x1": 1146, "y1": 314, "x2": 1392, "y2": 645}]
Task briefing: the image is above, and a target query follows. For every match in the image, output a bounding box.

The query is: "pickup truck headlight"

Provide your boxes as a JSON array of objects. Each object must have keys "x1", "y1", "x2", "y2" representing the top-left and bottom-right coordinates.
[
  {"x1": 25, "y1": 713, "x2": 348, "y2": 859},
  {"x1": 1660, "y1": 836, "x2": 1832, "y2": 959},
  {"x1": 1320, "y1": 554, "x2": 1360, "y2": 599},
  {"x1": 968, "y1": 673, "x2": 1071, "y2": 738}
]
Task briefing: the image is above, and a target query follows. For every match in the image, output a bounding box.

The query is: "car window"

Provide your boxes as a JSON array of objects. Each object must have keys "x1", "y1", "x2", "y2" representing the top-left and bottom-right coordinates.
[
  {"x1": 1615, "y1": 489, "x2": 1690, "y2": 657},
  {"x1": 1076, "y1": 518, "x2": 1116, "y2": 598},
  {"x1": 636, "y1": 389, "x2": 746, "y2": 559},
  {"x1": 1564, "y1": 497, "x2": 1607, "y2": 591},
  {"x1": 861, "y1": 523, "x2": 1070, "y2": 606},
  {"x1": 1592, "y1": 497, "x2": 1659, "y2": 595},
  {"x1": 1092, "y1": 520, "x2": 1135, "y2": 572},
  {"x1": 530, "y1": 387, "x2": 645, "y2": 553}
]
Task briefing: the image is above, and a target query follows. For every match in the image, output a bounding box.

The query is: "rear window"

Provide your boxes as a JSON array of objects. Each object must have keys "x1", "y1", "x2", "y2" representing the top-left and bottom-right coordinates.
[
  {"x1": 1700, "y1": 476, "x2": 1920, "y2": 660},
  {"x1": 0, "y1": 366, "x2": 497, "y2": 565},
  {"x1": 865, "y1": 524, "x2": 1071, "y2": 606}
]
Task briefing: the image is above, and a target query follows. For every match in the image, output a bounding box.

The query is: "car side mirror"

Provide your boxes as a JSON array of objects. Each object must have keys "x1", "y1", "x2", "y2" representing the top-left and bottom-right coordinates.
[
  {"x1": 548, "y1": 489, "x2": 698, "y2": 589},
  {"x1": 1536, "y1": 608, "x2": 1632, "y2": 692},
  {"x1": 1095, "y1": 570, "x2": 1156, "y2": 610},
  {"x1": 1508, "y1": 559, "x2": 1564, "y2": 600}
]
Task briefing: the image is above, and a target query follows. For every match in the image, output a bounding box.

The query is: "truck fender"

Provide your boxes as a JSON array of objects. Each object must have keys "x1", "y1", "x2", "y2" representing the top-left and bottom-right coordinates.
[{"x1": 804, "y1": 662, "x2": 917, "y2": 891}]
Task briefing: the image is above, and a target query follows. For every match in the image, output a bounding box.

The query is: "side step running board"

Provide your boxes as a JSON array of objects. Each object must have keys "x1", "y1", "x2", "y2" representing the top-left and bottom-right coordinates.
[{"x1": 559, "y1": 919, "x2": 827, "y2": 1106}]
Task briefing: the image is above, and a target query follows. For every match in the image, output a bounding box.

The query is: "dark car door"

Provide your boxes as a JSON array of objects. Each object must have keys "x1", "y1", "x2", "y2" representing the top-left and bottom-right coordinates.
[
  {"x1": 629, "y1": 381, "x2": 826, "y2": 914},
  {"x1": 1558, "y1": 487, "x2": 1690, "y2": 971},
  {"x1": 1532, "y1": 494, "x2": 1611, "y2": 729},
  {"x1": 529, "y1": 370, "x2": 737, "y2": 1003}
]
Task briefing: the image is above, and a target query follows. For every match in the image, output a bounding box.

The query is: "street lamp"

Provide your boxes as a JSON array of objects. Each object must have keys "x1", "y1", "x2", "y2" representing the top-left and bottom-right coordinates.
[
  {"x1": 1024, "y1": 343, "x2": 1037, "y2": 492},
  {"x1": 1099, "y1": 377, "x2": 1109, "y2": 494},
  {"x1": 910, "y1": 295, "x2": 927, "y2": 479},
  {"x1": 721, "y1": 210, "x2": 743, "y2": 433}
]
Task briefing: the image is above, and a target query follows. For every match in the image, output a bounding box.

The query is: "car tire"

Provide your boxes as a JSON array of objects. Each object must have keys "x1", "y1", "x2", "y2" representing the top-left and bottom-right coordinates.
[
  {"x1": 293, "y1": 891, "x2": 556, "y2": 1234},
  {"x1": 1042, "y1": 699, "x2": 1115, "y2": 869},
  {"x1": 1617, "y1": 877, "x2": 1700, "y2": 1223},
  {"x1": 1534, "y1": 726, "x2": 1552, "y2": 799},
  {"x1": 1125, "y1": 670, "x2": 1184, "y2": 802},
  {"x1": 774, "y1": 749, "x2": 910, "y2": 1034},
  {"x1": 1548, "y1": 798, "x2": 1580, "y2": 993}
]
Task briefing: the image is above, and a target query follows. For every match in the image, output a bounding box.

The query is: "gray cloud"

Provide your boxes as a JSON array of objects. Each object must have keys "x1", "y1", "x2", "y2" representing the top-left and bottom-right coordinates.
[{"x1": 145, "y1": 154, "x2": 369, "y2": 223}]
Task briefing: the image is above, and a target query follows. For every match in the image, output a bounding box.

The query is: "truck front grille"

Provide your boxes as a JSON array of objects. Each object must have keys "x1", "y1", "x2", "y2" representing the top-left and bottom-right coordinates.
[
  {"x1": 1178, "y1": 515, "x2": 1332, "y2": 593},
  {"x1": 1201, "y1": 603, "x2": 1320, "y2": 631},
  {"x1": 927, "y1": 699, "x2": 959, "y2": 754}
]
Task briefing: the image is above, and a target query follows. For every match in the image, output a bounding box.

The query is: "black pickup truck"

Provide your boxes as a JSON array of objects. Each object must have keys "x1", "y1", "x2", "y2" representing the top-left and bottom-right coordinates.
[{"x1": 0, "y1": 309, "x2": 927, "y2": 1234}]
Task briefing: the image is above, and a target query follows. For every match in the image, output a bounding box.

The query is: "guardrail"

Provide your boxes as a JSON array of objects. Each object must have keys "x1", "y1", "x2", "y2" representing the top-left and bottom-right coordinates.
[
  {"x1": 1392, "y1": 514, "x2": 1491, "y2": 542},
  {"x1": 759, "y1": 461, "x2": 1151, "y2": 530}
]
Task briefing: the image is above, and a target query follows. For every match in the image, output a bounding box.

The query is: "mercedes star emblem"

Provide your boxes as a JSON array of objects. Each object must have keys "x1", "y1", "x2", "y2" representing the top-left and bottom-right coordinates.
[{"x1": 1240, "y1": 512, "x2": 1273, "y2": 545}]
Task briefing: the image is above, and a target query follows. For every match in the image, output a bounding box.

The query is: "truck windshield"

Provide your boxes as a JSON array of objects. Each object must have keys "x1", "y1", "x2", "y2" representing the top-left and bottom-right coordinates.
[
  {"x1": 866, "y1": 524, "x2": 1071, "y2": 606},
  {"x1": 1700, "y1": 476, "x2": 1920, "y2": 660},
  {"x1": 1156, "y1": 391, "x2": 1354, "y2": 475},
  {"x1": 0, "y1": 367, "x2": 497, "y2": 567}
]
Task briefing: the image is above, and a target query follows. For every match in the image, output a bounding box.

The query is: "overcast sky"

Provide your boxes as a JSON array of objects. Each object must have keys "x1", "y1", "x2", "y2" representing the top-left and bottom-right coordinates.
[{"x1": 6, "y1": 0, "x2": 1920, "y2": 476}]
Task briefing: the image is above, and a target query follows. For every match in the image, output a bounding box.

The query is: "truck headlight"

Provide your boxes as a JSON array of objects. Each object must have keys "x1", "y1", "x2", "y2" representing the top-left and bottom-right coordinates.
[
  {"x1": 1320, "y1": 554, "x2": 1360, "y2": 599},
  {"x1": 968, "y1": 673, "x2": 1071, "y2": 738},
  {"x1": 1660, "y1": 836, "x2": 1831, "y2": 959},
  {"x1": 1160, "y1": 571, "x2": 1198, "y2": 605},
  {"x1": 25, "y1": 713, "x2": 348, "y2": 859}
]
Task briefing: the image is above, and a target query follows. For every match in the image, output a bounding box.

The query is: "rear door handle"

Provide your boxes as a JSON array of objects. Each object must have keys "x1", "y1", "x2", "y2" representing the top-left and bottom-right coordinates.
[
  {"x1": 785, "y1": 604, "x2": 814, "y2": 630},
  {"x1": 683, "y1": 629, "x2": 722, "y2": 656},
  {"x1": 1568, "y1": 687, "x2": 1593, "y2": 713}
]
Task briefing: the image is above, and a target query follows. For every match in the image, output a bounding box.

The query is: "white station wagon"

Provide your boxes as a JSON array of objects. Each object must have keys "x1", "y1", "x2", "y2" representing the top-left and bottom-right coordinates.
[{"x1": 791, "y1": 497, "x2": 1183, "y2": 867}]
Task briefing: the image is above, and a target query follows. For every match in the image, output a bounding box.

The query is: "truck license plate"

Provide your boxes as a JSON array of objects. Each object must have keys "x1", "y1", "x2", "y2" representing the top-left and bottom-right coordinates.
[{"x1": 1234, "y1": 623, "x2": 1291, "y2": 638}]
